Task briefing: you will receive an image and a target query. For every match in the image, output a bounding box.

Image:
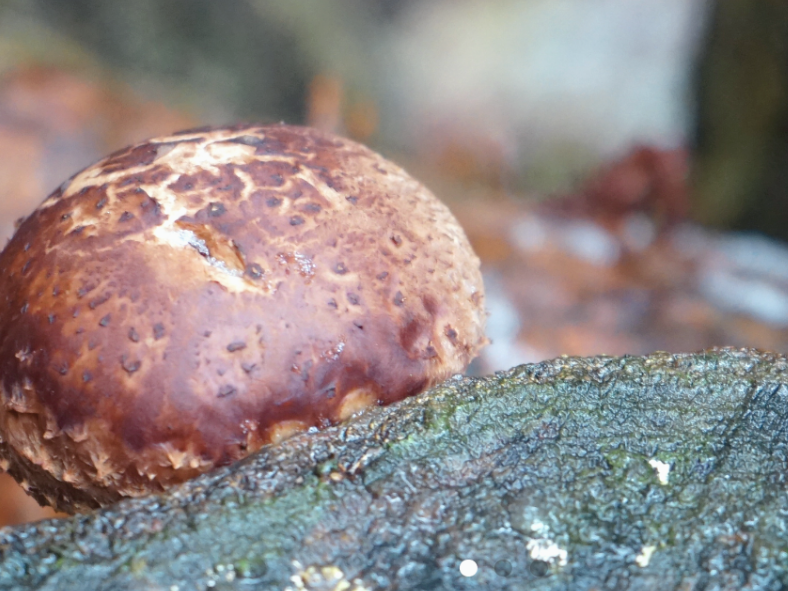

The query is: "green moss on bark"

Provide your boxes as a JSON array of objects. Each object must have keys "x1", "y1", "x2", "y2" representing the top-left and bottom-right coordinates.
[{"x1": 1, "y1": 349, "x2": 788, "y2": 590}]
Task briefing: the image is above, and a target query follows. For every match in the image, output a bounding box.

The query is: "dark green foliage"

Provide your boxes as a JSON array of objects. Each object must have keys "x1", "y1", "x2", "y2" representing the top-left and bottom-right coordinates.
[{"x1": 1, "y1": 349, "x2": 788, "y2": 590}]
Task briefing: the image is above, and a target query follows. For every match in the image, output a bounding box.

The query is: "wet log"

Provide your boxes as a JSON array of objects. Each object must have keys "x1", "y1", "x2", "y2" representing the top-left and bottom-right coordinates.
[{"x1": 1, "y1": 348, "x2": 788, "y2": 590}]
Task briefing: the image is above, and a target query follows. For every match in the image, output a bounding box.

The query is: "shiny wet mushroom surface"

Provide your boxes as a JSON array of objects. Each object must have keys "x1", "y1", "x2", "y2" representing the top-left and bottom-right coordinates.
[{"x1": 0, "y1": 124, "x2": 486, "y2": 512}]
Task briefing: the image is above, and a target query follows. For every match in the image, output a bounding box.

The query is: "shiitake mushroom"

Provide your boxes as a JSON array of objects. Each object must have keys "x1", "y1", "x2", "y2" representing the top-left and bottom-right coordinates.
[{"x1": 0, "y1": 124, "x2": 486, "y2": 512}]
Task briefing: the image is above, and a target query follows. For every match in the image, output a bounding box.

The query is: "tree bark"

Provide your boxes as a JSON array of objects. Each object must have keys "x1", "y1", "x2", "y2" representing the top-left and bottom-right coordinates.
[{"x1": 2, "y1": 349, "x2": 788, "y2": 590}]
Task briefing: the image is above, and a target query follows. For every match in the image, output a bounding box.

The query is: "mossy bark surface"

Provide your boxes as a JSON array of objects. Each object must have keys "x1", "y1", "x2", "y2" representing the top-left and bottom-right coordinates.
[{"x1": 1, "y1": 349, "x2": 788, "y2": 590}]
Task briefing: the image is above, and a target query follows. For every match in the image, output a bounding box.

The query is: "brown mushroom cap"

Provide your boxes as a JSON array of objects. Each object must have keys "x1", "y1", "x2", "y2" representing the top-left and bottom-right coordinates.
[{"x1": 0, "y1": 124, "x2": 486, "y2": 512}]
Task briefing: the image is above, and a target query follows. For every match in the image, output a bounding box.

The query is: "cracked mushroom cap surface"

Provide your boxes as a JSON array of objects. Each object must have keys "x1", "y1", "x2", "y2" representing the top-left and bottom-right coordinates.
[{"x1": 0, "y1": 124, "x2": 486, "y2": 512}]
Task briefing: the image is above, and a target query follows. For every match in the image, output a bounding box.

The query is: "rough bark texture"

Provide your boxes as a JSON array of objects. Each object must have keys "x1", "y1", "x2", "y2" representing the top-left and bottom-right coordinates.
[{"x1": 2, "y1": 348, "x2": 788, "y2": 590}]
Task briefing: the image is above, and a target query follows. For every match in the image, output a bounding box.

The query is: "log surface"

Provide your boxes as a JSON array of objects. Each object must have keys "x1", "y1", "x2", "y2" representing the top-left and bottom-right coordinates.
[{"x1": 1, "y1": 348, "x2": 788, "y2": 590}]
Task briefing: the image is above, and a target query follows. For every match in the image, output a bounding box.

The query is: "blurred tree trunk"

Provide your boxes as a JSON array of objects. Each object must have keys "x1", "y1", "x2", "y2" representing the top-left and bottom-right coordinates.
[{"x1": 692, "y1": 0, "x2": 788, "y2": 240}]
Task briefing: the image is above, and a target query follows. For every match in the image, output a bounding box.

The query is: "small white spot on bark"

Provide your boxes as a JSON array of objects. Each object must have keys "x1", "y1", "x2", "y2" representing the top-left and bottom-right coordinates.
[
  {"x1": 526, "y1": 538, "x2": 568, "y2": 567},
  {"x1": 649, "y1": 458, "x2": 670, "y2": 485},
  {"x1": 527, "y1": 520, "x2": 568, "y2": 567},
  {"x1": 459, "y1": 559, "x2": 478, "y2": 577},
  {"x1": 286, "y1": 561, "x2": 368, "y2": 591},
  {"x1": 635, "y1": 545, "x2": 657, "y2": 567}
]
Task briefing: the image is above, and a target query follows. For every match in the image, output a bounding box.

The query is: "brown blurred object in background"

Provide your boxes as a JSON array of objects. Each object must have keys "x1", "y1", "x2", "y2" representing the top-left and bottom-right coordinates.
[
  {"x1": 0, "y1": 65, "x2": 194, "y2": 525},
  {"x1": 306, "y1": 74, "x2": 344, "y2": 133},
  {"x1": 455, "y1": 139, "x2": 788, "y2": 375},
  {"x1": 0, "y1": 474, "x2": 61, "y2": 527},
  {"x1": 544, "y1": 146, "x2": 690, "y2": 231},
  {"x1": 306, "y1": 73, "x2": 379, "y2": 141},
  {"x1": 580, "y1": 146, "x2": 690, "y2": 226}
]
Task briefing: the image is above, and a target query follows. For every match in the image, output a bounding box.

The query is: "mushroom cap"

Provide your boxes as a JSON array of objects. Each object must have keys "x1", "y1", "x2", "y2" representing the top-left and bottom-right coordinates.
[{"x1": 0, "y1": 124, "x2": 486, "y2": 512}]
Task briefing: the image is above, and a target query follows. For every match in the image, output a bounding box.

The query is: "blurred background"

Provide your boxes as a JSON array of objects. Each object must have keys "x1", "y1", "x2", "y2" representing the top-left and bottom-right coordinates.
[{"x1": 1, "y1": 0, "x2": 787, "y2": 525}]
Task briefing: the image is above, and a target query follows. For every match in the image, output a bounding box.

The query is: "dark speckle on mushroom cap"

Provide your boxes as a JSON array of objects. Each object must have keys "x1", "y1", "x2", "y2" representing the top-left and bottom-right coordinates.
[{"x1": 0, "y1": 123, "x2": 487, "y2": 512}]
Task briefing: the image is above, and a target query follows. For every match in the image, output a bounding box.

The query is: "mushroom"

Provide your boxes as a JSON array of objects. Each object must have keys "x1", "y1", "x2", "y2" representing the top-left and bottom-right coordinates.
[{"x1": 0, "y1": 124, "x2": 486, "y2": 512}]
